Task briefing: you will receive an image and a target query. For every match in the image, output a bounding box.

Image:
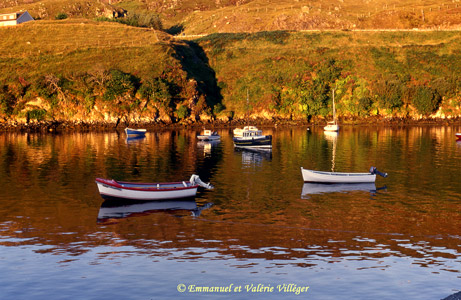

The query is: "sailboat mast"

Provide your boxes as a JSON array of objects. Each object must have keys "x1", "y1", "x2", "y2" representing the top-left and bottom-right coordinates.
[
  {"x1": 246, "y1": 88, "x2": 250, "y2": 126},
  {"x1": 332, "y1": 88, "x2": 336, "y2": 123}
]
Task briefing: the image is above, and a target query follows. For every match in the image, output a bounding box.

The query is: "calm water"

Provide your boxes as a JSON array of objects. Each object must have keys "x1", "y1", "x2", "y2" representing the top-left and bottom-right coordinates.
[{"x1": 0, "y1": 125, "x2": 460, "y2": 300}]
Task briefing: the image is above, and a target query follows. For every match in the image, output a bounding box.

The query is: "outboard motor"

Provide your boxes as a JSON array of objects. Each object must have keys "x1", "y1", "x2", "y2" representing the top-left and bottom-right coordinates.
[
  {"x1": 189, "y1": 174, "x2": 214, "y2": 190},
  {"x1": 369, "y1": 166, "x2": 388, "y2": 178}
]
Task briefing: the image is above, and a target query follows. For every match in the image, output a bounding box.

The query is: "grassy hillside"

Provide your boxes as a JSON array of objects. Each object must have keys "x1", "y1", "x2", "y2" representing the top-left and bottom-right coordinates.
[
  {"x1": 0, "y1": 20, "x2": 222, "y2": 125},
  {"x1": 0, "y1": 3, "x2": 460, "y2": 126},
  {"x1": 1, "y1": 0, "x2": 460, "y2": 34},
  {"x1": 0, "y1": 0, "x2": 111, "y2": 20},
  {"x1": 178, "y1": 0, "x2": 461, "y2": 34},
  {"x1": 193, "y1": 30, "x2": 461, "y2": 120}
]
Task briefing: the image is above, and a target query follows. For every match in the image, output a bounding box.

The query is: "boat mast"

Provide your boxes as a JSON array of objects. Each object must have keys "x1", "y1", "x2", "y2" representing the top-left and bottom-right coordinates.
[
  {"x1": 246, "y1": 88, "x2": 249, "y2": 126},
  {"x1": 332, "y1": 88, "x2": 336, "y2": 125}
]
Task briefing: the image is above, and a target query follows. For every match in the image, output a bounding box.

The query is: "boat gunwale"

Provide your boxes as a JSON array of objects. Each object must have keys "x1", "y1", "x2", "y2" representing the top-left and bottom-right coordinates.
[
  {"x1": 95, "y1": 178, "x2": 199, "y2": 192},
  {"x1": 306, "y1": 169, "x2": 373, "y2": 177}
]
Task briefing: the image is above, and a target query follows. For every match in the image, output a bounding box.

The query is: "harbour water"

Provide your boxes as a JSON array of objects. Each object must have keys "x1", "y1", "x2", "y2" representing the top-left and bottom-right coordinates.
[{"x1": 0, "y1": 125, "x2": 460, "y2": 300}]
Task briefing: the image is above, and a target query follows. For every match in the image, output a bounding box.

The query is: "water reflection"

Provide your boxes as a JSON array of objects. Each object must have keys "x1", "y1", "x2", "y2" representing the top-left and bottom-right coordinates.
[
  {"x1": 0, "y1": 126, "x2": 460, "y2": 300},
  {"x1": 300, "y1": 182, "x2": 379, "y2": 198},
  {"x1": 234, "y1": 148, "x2": 272, "y2": 167},
  {"x1": 97, "y1": 198, "x2": 213, "y2": 223},
  {"x1": 197, "y1": 140, "x2": 220, "y2": 156},
  {"x1": 125, "y1": 135, "x2": 147, "y2": 144}
]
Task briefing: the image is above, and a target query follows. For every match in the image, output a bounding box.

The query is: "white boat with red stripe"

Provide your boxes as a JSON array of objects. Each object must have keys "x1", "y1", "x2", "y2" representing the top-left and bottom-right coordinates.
[{"x1": 95, "y1": 175, "x2": 213, "y2": 201}]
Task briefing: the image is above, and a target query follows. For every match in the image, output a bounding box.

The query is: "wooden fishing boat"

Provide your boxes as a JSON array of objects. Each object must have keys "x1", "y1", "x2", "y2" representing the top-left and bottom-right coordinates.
[
  {"x1": 197, "y1": 129, "x2": 220, "y2": 141},
  {"x1": 301, "y1": 166, "x2": 387, "y2": 183},
  {"x1": 95, "y1": 175, "x2": 213, "y2": 201},
  {"x1": 233, "y1": 126, "x2": 272, "y2": 149},
  {"x1": 125, "y1": 127, "x2": 147, "y2": 136}
]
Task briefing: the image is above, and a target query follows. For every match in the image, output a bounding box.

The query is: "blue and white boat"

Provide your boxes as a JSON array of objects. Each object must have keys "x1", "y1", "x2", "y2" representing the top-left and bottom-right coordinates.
[
  {"x1": 125, "y1": 127, "x2": 147, "y2": 136},
  {"x1": 233, "y1": 126, "x2": 272, "y2": 149}
]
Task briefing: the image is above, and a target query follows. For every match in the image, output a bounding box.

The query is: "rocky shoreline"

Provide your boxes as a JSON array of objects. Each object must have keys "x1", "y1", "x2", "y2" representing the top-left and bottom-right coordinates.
[{"x1": 0, "y1": 116, "x2": 460, "y2": 133}]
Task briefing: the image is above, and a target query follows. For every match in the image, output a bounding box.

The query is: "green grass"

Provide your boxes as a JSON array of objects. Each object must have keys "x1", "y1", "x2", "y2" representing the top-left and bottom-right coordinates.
[
  {"x1": 194, "y1": 30, "x2": 461, "y2": 119},
  {"x1": 0, "y1": 19, "x2": 459, "y2": 124}
]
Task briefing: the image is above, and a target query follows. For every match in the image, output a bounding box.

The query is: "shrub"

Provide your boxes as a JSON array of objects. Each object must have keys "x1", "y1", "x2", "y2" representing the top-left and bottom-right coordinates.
[
  {"x1": 104, "y1": 70, "x2": 138, "y2": 102},
  {"x1": 27, "y1": 109, "x2": 47, "y2": 121},
  {"x1": 0, "y1": 85, "x2": 15, "y2": 116},
  {"x1": 176, "y1": 105, "x2": 189, "y2": 120},
  {"x1": 213, "y1": 103, "x2": 225, "y2": 115},
  {"x1": 55, "y1": 13, "x2": 68, "y2": 20},
  {"x1": 97, "y1": 12, "x2": 163, "y2": 30},
  {"x1": 412, "y1": 86, "x2": 441, "y2": 115},
  {"x1": 299, "y1": 59, "x2": 342, "y2": 117},
  {"x1": 374, "y1": 80, "x2": 404, "y2": 110},
  {"x1": 358, "y1": 96, "x2": 373, "y2": 115},
  {"x1": 138, "y1": 78, "x2": 172, "y2": 109}
]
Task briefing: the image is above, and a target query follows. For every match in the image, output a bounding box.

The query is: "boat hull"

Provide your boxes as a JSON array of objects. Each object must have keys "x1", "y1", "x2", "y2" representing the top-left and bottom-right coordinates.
[
  {"x1": 197, "y1": 135, "x2": 220, "y2": 141},
  {"x1": 233, "y1": 135, "x2": 272, "y2": 148},
  {"x1": 95, "y1": 178, "x2": 198, "y2": 201},
  {"x1": 125, "y1": 128, "x2": 147, "y2": 136},
  {"x1": 324, "y1": 124, "x2": 339, "y2": 132},
  {"x1": 456, "y1": 133, "x2": 461, "y2": 140},
  {"x1": 301, "y1": 167, "x2": 376, "y2": 183}
]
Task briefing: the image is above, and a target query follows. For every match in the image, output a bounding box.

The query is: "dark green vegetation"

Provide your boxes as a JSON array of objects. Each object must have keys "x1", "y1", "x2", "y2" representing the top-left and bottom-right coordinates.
[
  {"x1": 0, "y1": 23, "x2": 460, "y2": 125},
  {"x1": 194, "y1": 30, "x2": 460, "y2": 120},
  {"x1": 0, "y1": 20, "x2": 223, "y2": 125},
  {"x1": 0, "y1": 10, "x2": 459, "y2": 126}
]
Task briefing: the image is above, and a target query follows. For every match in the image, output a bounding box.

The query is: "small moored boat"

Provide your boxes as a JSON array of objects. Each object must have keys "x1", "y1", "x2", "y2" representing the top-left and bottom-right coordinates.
[
  {"x1": 125, "y1": 128, "x2": 147, "y2": 136},
  {"x1": 324, "y1": 121, "x2": 339, "y2": 132},
  {"x1": 95, "y1": 175, "x2": 213, "y2": 201},
  {"x1": 324, "y1": 89, "x2": 339, "y2": 132},
  {"x1": 233, "y1": 126, "x2": 272, "y2": 149},
  {"x1": 456, "y1": 133, "x2": 461, "y2": 140},
  {"x1": 197, "y1": 129, "x2": 220, "y2": 141},
  {"x1": 301, "y1": 166, "x2": 387, "y2": 183}
]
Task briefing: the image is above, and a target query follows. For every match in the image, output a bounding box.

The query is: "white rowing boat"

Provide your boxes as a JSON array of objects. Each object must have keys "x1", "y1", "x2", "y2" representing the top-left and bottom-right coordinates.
[
  {"x1": 95, "y1": 175, "x2": 213, "y2": 201},
  {"x1": 301, "y1": 166, "x2": 387, "y2": 183}
]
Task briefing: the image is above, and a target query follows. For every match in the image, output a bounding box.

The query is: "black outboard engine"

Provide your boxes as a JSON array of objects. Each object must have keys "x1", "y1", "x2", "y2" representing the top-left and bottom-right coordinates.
[{"x1": 369, "y1": 166, "x2": 388, "y2": 178}]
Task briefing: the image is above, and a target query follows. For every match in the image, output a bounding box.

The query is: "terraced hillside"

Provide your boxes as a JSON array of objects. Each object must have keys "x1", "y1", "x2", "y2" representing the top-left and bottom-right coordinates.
[{"x1": 1, "y1": 0, "x2": 460, "y2": 34}]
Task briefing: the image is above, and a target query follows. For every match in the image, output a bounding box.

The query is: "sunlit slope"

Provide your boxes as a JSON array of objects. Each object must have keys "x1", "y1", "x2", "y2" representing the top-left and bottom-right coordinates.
[
  {"x1": 0, "y1": 19, "x2": 176, "y2": 80},
  {"x1": 180, "y1": 0, "x2": 461, "y2": 34},
  {"x1": 193, "y1": 30, "x2": 461, "y2": 119},
  {"x1": 1, "y1": 0, "x2": 460, "y2": 34}
]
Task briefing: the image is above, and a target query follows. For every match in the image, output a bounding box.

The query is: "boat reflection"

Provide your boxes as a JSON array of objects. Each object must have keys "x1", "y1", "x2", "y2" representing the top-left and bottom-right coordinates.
[
  {"x1": 324, "y1": 130, "x2": 338, "y2": 141},
  {"x1": 235, "y1": 147, "x2": 272, "y2": 166},
  {"x1": 197, "y1": 140, "x2": 220, "y2": 155},
  {"x1": 125, "y1": 135, "x2": 146, "y2": 144},
  {"x1": 301, "y1": 182, "x2": 385, "y2": 199},
  {"x1": 97, "y1": 198, "x2": 213, "y2": 223}
]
